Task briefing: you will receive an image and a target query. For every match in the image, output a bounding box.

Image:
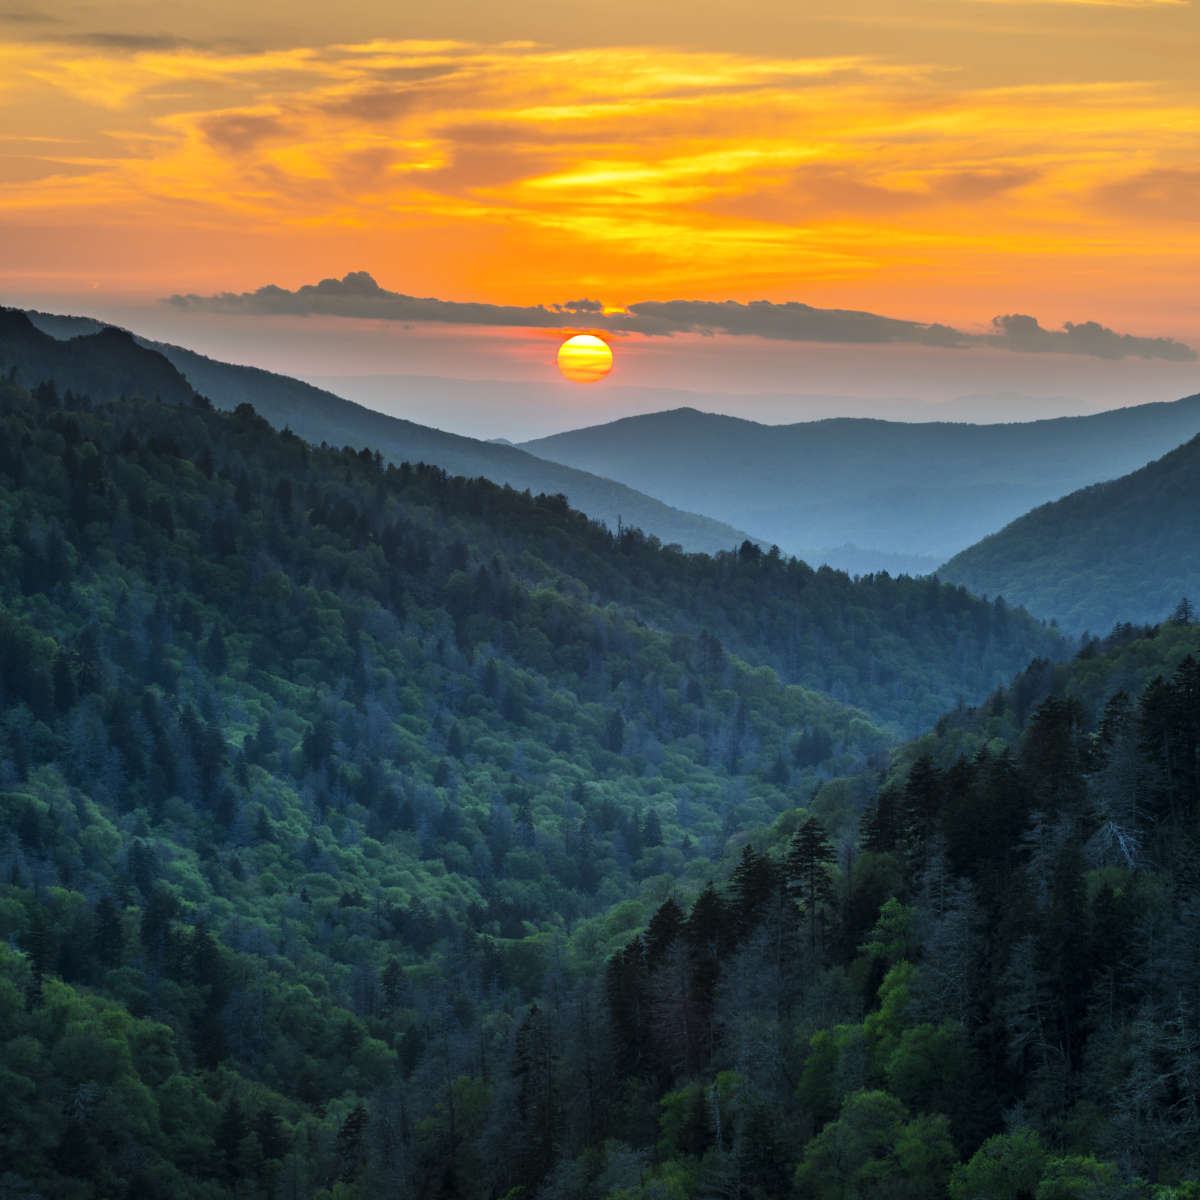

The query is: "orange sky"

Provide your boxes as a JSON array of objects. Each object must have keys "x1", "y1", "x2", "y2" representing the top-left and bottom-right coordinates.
[{"x1": 2, "y1": 0, "x2": 1200, "y2": 411}]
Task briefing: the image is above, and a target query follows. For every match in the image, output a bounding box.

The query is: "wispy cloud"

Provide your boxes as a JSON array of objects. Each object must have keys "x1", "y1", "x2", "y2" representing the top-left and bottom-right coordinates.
[
  {"x1": 2, "y1": 33, "x2": 1200, "y2": 320},
  {"x1": 165, "y1": 271, "x2": 1197, "y2": 361}
]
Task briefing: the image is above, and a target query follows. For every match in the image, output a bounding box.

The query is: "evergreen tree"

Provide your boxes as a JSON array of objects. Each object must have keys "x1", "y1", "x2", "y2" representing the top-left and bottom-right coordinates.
[{"x1": 787, "y1": 817, "x2": 836, "y2": 953}]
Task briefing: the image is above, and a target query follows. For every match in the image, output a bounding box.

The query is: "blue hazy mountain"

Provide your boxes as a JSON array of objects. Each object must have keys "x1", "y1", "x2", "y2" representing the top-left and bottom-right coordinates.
[{"x1": 518, "y1": 400, "x2": 1200, "y2": 571}]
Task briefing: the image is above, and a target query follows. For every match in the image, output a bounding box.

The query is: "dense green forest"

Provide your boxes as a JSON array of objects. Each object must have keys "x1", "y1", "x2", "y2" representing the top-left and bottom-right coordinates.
[
  {"x1": 0, "y1": 332, "x2": 1068, "y2": 1198},
  {"x1": 3, "y1": 308, "x2": 1062, "y2": 736},
  {"x1": 522, "y1": 615, "x2": 1200, "y2": 1200},
  {"x1": 939, "y1": 433, "x2": 1200, "y2": 635}
]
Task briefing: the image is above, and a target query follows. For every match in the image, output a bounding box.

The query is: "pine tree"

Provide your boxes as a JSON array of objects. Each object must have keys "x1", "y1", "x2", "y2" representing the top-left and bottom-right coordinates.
[
  {"x1": 787, "y1": 817, "x2": 836, "y2": 954},
  {"x1": 728, "y1": 845, "x2": 777, "y2": 939}
]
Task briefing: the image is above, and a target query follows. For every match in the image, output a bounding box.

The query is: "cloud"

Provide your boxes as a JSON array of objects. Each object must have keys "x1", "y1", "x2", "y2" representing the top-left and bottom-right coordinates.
[
  {"x1": 1095, "y1": 167, "x2": 1200, "y2": 223},
  {"x1": 558, "y1": 298, "x2": 604, "y2": 313},
  {"x1": 164, "y1": 272, "x2": 1197, "y2": 361},
  {"x1": 66, "y1": 32, "x2": 185, "y2": 51},
  {"x1": 200, "y1": 112, "x2": 290, "y2": 154},
  {"x1": 615, "y1": 298, "x2": 970, "y2": 347},
  {"x1": 710, "y1": 165, "x2": 1040, "y2": 225},
  {"x1": 320, "y1": 87, "x2": 424, "y2": 122},
  {"x1": 0, "y1": 8, "x2": 56, "y2": 22},
  {"x1": 6, "y1": 34, "x2": 1200, "y2": 319},
  {"x1": 166, "y1": 270, "x2": 568, "y2": 328},
  {"x1": 988, "y1": 313, "x2": 1196, "y2": 361}
]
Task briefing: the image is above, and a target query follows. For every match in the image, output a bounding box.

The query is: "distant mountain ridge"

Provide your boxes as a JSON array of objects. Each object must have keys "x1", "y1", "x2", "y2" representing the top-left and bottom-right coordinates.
[
  {"x1": 518, "y1": 399, "x2": 1200, "y2": 571},
  {"x1": 0, "y1": 308, "x2": 194, "y2": 406},
  {"x1": 938, "y1": 432, "x2": 1200, "y2": 633},
  {"x1": 21, "y1": 309, "x2": 760, "y2": 556}
]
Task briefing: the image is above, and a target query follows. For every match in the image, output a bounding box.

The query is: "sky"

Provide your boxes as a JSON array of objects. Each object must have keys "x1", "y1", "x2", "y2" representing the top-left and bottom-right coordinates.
[{"x1": 3, "y1": 0, "x2": 1200, "y2": 436}]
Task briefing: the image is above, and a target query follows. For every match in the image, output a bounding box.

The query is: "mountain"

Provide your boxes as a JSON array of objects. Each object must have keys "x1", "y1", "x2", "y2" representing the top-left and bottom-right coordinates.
[
  {"x1": 5, "y1": 312, "x2": 1198, "y2": 1196},
  {"x1": 938, "y1": 432, "x2": 1200, "y2": 634},
  {"x1": 22, "y1": 309, "x2": 759, "y2": 557},
  {"x1": 0, "y1": 329, "x2": 1074, "y2": 1196},
  {"x1": 517, "y1": 400, "x2": 1200, "y2": 571},
  {"x1": 16, "y1": 307, "x2": 1065, "y2": 737},
  {"x1": 0, "y1": 308, "x2": 193, "y2": 407}
]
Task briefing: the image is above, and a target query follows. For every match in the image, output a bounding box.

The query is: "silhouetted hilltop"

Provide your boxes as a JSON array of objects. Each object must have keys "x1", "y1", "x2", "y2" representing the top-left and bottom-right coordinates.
[
  {"x1": 23, "y1": 309, "x2": 760, "y2": 556},
  {"x1": 0, "y1": 307, "x2": 194, "y2": 406}
]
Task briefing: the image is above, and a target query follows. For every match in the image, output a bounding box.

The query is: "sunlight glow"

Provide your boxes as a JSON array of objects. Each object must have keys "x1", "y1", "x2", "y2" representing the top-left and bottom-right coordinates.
[{"x1": 557, "y1": 334, "x2": 614, "y2": 383}]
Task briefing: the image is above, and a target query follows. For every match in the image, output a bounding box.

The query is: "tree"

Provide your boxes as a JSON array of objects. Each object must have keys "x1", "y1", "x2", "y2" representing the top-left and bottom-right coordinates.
[
  {"x1": 729, "y1": 845, "x2": 777, "y2": 938},
  {"x1": 794, "y1": 1089, "x2": 954, "y2": 1200},
  {"x1": 787, "y1": 817, "x2": 836, "y2": 953},
  {"x1": 214, "y1": 1096, "x2": 247, "y2": 1184},
  {"x1": 604, "y1": 709, "x2": 625, "y2": 753},
  {"x1": 948, "y1": 1129, "x2": 1048, "y2": 1200},
  {"x1": 335, "y1": 1103, "x2": 369, "y2": 1183},
  {"x1": 1170, "y1": 597, "x2": 1195, "y2": 626}
]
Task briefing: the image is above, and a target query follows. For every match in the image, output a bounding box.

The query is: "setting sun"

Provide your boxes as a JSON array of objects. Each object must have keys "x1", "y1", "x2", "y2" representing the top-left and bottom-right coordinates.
[{"x1": 557, "y1": 334, "x2": 613, "y2": 383}]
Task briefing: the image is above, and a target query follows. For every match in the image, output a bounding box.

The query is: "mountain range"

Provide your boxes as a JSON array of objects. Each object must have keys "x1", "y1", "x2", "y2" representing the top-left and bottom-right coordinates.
[
  {"x1": 518, "y1": 400, "x2": 1200, "y2": 573},
  {"x1": 21, "y1": 310, "x2": 756, "y2": 557}
]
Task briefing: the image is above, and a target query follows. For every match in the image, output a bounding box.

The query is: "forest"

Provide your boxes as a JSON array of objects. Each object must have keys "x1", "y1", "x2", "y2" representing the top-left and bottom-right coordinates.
[
  {"x1": 0, "y1": 326, "x2": 1196, "y2": 1198},
  {"x1": 939, "y1": 433, "x2": 1200, "y2": 635}
]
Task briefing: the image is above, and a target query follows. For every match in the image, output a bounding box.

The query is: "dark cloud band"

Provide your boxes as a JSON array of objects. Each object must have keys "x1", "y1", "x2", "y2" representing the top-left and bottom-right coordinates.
[{"x1": 164, "y1": 271, "x2": 1196, "y2": 362}]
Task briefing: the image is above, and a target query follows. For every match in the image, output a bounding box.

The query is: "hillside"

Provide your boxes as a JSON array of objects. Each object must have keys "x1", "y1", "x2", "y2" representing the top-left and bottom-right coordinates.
[
  {"x1": 0, "y1": 309, "x2": 194, "y2": 408},
  {"x1": 0, "y1": 330, "x2": 1073, "y2": 1198},
  {"x1": 16, "y1": 307, "x2": 1065, "y2": 737},
  {"x1": 510, "y1": 616, "x2": 1200, "y2": 1200},
  {"x1": 23, "y1": 309, "x2": 759, "y2": 557},
  {"x1": 939, "y1": 433, "x2": 1200, "y2": 634},
  {"x1": 518, "y1": 400, "x2": 1200, "y2": 571},
  {"x1": 0, "y1": 374, "x2": 887, "y2": 1199}
]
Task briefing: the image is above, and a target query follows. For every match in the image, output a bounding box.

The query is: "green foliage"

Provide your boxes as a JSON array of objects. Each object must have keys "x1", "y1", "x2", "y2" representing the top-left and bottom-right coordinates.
[
  {"x1": 940, "y1": 431, "x2": 1200, "y2": 634},
  {"x1": 794, "y1": 1089, "x2": 954, "y2": 1200},
  {"x1": 950, "y1": 1129, "x2": 1050, "y2": 1200},
  {"x1": 1, "y1": 324, "x2": 1197, "y2": 1198}
]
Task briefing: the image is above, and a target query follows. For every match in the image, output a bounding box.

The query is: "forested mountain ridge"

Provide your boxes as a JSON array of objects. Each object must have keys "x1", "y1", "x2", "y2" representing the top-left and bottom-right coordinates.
[
  {"x1": 0, "y1": 372, "x2": 887, "y2": 1199},
  {"x1": 11, "y1": 306, "x2": 1066, "y2": 737},
  {"x1": 500, "y1": 616, "x2": 1200, "y2": 1200},
  {"x1": 518, "y1": 399, "x2": 1200, "y2": 573},
  {"x1": 0, "y1": 332, "x2": 1071, "y2": 1200},
  {"x1": 21, "y1": 308, "x2": 759, "y2": 557},
  {"x1": 0, "y1": 308, "x2": 193, "y2": 408},
  {"x1": 938, "y1": 433, "x2": 1200, "y2": 634}
]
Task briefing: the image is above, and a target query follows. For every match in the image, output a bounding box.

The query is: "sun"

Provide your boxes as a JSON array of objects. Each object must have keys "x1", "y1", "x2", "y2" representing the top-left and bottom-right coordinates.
[{"x1": 557, "y1": 334, "x2": 613, "y2": 383}]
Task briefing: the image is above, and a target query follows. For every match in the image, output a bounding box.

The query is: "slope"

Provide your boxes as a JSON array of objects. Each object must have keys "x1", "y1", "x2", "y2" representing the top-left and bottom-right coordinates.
[
  {"x1": 15, "y1": 307, "x2": 1067, "y2": 736},
  {"x1": 23, "y1": 309, "x2": 759, "y2": 557},
  {"x1": 938, "y1": 432, "x2": 1200, "y2": 634},
  {"x1": 0, "y1": 372, "x2": 892, "y2": 1198},
  {"x1": 0, "y1": 325, "x2": 1070, "y2": 1195},
  {"x1": 518, "y1": 399, "x2": 1200, "y2": 570},
  {"x1": 0, "y1": 308, "x2": 193, "y2": 407},
  {"x1": 510, "y1": 616, "x2": 1200, "y2": 1200}
]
